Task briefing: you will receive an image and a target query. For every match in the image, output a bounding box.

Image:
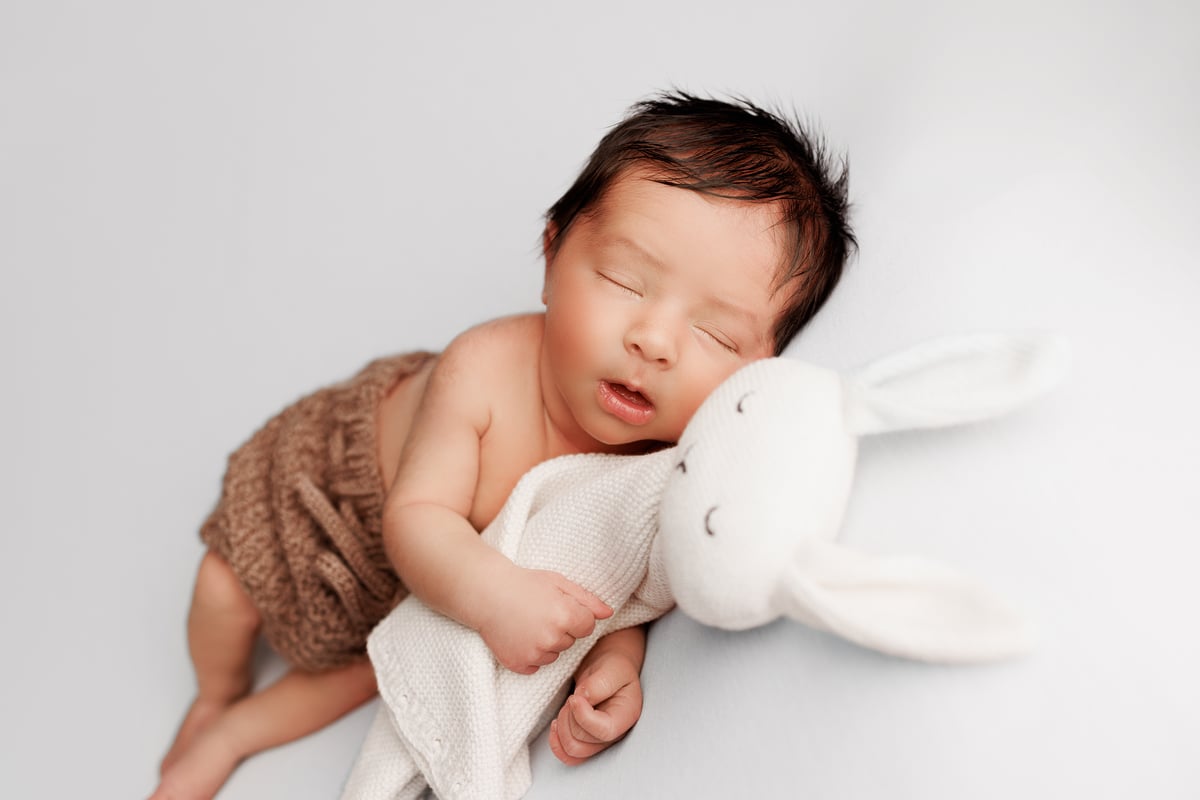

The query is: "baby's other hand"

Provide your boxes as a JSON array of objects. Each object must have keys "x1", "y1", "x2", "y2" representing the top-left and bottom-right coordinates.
[
  {"x1": 548, "y1": 648, "x2": 643, "y2": 765},
  {"x1": 478, "y1": 567, "x2": 612, "y2": 674}
]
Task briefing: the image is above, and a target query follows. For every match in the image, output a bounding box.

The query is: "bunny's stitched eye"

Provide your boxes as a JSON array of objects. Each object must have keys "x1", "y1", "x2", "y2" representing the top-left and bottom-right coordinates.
[
  {"x1": 675, "y1": 444, "x2": 694, "y2": 474},
  {"x1": 736, "y1": 391, "x2": 755, "y2": 413},
  {"x1": 704, "y1": 505, "x2": 719, "y2": 536}
]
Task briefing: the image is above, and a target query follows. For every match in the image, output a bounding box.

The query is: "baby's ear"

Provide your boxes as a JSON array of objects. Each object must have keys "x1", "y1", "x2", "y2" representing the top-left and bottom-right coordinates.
[
  {"x1": 845, "y1": 333, "x2": 1069, "y2": 436},
  {"x1": 541, "y1": 220, "x2": 557, "y2": 256},
  {"x1": 541, "y1": 222, "x2": 558, "y2": 305}
]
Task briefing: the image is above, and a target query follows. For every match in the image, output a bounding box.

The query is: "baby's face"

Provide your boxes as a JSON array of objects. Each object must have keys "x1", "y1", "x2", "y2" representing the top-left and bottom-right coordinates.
[{"x1": 541, "y1": 171, "x2": 790, "y2": 447}]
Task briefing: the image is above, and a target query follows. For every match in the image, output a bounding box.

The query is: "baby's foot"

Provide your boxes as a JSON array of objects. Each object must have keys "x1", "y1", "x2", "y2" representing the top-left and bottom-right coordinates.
[
  {"x1": 150, "y1": 724, "x2": 241, "y2": 800},
  {"x1": 160, "y1": 697, "x2": 228, "y2": 776}
]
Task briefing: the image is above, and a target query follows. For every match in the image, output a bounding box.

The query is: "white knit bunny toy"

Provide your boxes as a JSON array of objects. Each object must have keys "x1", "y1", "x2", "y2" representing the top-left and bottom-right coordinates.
[
  {"x1": 659, "y1": 332, "x2": 1067, "y2": 662},
  {"x1": 342, "y1": 332, "x2": 1066, "y2": 800}
]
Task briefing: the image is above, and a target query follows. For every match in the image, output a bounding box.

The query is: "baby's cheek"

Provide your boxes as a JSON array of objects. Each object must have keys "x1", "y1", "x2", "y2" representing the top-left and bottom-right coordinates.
[{"x1": 678, "y1": 376, "x2": 729, "y2": 431}]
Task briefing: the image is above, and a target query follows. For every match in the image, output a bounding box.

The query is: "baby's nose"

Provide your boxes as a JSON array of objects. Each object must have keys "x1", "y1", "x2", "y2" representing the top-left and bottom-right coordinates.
[{"x1": 625, "y1": 320, "x2": 677, "y2": 366}]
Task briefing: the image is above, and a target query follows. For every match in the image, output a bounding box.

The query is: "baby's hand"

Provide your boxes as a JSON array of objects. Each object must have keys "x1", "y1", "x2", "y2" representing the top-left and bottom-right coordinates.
[
  {"x1": 548, "y1": 647, "x2": 643, "y2": 765},
  {"x1": 478, "y1": 567, "x2": 612, "y2": 674}
]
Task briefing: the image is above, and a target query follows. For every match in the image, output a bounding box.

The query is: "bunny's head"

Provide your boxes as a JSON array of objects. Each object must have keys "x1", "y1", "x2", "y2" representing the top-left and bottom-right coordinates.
[{"x1": 658, "y1": 333, "x2": 1068, "y2": 663}]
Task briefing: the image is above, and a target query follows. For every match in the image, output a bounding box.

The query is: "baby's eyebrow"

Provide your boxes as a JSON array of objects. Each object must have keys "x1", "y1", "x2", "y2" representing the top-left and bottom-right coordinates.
[
  {"x1": 706, "y1": 294, "x2": 758, "y2": 330},
  {"x1": 601, "y1": 236, "x2": 664, "y2": 270}
]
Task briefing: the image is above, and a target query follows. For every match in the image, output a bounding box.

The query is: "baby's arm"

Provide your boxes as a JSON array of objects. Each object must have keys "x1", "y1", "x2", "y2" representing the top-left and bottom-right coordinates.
[
  {"x1": 383, "y1": 329, "x2": 611, "y2": 674},
  {"x1": 549, "y1": 625, "x2": 647, "y2": 765}
]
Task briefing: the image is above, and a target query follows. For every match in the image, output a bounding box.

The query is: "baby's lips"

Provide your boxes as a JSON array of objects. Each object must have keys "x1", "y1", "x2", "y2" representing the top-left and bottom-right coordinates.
[{"x1": 597, "y1": 380, "x2": 657, "y2": 425}]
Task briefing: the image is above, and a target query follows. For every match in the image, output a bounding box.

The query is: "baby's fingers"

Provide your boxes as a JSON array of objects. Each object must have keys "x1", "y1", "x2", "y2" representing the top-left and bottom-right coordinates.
[
  {"x1": 549, "y1": 719, "x2": 594, "y2": 766},
  {"x1": 549, "y1": 702, "x2": 606, "y2": 766},
  {"x1": 549, "y1": 631, "x2": 578, "y2": 654},
  {"x1": 555, "y1": 577, "x2": 613, "y2": 621},
  {"x1": 564, "y1": 693, "x2": 627, "y2": 744},
  {"x1": 574, "y1": 662, "x2": 633, "y2": 707}
]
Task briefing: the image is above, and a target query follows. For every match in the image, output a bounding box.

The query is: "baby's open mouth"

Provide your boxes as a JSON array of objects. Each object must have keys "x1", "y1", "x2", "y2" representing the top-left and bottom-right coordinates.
[
  {"x1": 597, "y1": 380, "x2": 656, "y2": 425},
  {"x1": 609, "y1": 382, "x2": 651, "y2": 406}
]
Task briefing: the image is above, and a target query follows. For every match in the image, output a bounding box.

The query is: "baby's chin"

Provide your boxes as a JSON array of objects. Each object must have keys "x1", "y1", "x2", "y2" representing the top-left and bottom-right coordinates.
[{"x1": 586, "y1": 426, "x2": 674, "y2": 454}]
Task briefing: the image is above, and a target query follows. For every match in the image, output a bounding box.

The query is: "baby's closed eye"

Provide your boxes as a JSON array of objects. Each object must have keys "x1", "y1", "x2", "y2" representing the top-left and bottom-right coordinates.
[
  {"x1": 597, "y1": 271, "x2": 641, "y2": 297},
  {"x1": 696, "y1": 325, "x2": 737, "y2": 352}
]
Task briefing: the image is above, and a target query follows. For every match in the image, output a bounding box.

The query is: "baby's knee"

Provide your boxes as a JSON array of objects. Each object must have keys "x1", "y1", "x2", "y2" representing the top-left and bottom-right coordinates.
[
  {"x1": 194, "y1": 551, "x2": 259, "y2": 625},
  {"x1": 323, "y1": 658, "x2": 378, "y2": 705},
  {"x1": 343, "y1": 658, "x2": 378, "y2": 695}
]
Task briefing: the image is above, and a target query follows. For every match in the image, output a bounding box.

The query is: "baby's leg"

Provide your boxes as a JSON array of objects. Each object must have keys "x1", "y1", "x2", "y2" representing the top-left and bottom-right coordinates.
[
  {"x1": 152, "y1": 660, "x2": 377, "y2": 800},
  {"x1": 161, "y1": 551, "x2": 261, "y2": 773}
]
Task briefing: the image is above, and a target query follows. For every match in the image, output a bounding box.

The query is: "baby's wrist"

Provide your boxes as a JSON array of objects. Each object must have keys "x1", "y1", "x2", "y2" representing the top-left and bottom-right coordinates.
[{"x1": 461, "y1": 558, "x2": 517, "y2": 632}]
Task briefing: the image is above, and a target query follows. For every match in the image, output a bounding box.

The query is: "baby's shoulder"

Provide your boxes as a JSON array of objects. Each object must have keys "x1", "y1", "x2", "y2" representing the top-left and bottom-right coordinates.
[
  {"x1": 428, "y1": 313, "x2": 544, "y2": 394},
  {"x1": 444, "y1": 313, "x2": 544, "y2": 365}
]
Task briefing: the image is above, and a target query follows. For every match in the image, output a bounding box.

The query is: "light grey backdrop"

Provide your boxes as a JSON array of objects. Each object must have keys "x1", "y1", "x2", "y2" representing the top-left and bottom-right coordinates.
[{"x1": 2, "y1": 1, "x2": 1197, "y2": 798}]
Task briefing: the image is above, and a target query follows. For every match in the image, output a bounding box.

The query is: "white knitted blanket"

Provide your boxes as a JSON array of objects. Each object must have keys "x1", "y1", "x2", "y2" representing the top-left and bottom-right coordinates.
[{"x1": 341, "y1": 448, "x2": 677, "y2": 800}]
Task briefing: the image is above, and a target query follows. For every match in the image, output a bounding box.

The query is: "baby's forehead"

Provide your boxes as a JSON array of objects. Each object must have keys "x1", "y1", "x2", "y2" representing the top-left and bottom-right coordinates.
[{"x1": 585, "y1": 170, "x2": 793, "y2": 273}]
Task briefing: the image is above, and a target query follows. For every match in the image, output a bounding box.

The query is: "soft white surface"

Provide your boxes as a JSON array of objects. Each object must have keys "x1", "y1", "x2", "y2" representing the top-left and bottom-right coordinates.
[{"x1": 2, "y1": 1, "x2": 1197, "y2": 798}]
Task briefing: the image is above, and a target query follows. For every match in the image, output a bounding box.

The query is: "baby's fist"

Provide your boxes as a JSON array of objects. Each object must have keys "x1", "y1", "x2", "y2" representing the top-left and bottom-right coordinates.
[
  {"x1": 479, "y1": 567, "x2": 612, "y2": 674},
  {"x1": 548, "y1": 652, "x2": 643, "y2": 765}
]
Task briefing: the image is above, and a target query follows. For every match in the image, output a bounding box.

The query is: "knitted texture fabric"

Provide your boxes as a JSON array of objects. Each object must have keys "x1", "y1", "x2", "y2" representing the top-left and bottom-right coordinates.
[
  {"x1": 200, "y1": 351, "x2": 436, "y2": 671},
  {"x1": 341, "y1": 448, "x2": 678, "y2": 800}
]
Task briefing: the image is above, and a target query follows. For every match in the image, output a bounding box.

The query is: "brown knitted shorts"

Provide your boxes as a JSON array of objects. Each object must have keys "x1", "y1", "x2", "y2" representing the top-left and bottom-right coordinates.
[{"x1": 200, "y1": 351, "x2": 437, "y2": 672}]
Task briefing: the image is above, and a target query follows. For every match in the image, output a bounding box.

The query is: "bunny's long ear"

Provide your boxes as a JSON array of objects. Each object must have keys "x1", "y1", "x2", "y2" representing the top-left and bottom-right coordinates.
[
  {"x1": 846, "y1": 333, "x2": 1069, "y2": 435},
  {"x1": 781, "y1": 538, "x2": 1036, "y2": 663}
]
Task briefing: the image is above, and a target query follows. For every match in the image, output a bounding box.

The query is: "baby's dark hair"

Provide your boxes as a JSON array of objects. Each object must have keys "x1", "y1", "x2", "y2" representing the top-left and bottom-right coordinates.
[{"x1": 546, "y1": 91, "x2": 856, "y2": 354}]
